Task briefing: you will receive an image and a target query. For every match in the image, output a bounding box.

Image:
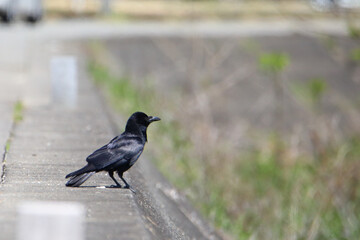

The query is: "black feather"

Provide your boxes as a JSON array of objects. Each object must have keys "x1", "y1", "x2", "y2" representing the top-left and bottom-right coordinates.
[{"x1": 66, "y1": 172, "x2": 95, "y2": 187}]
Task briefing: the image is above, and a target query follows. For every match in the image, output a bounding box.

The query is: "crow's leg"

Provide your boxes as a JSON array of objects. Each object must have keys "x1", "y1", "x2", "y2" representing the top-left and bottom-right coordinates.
[
  {"x1": 108, "y1": 171, "x2": 122, "y2": 188},
  {"x1": 117, "y1": 172, "x2": 136, "y2": 193}
]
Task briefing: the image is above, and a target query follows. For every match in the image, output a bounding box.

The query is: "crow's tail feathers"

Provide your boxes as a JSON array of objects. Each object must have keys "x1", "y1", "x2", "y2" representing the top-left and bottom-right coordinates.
[
  {"x1": 65, "y1": 164, "x2": 96, "y2": 187},
  {"x1": 66, "y1": 164, "x2": 95, "y2": 179},
  {"x1": 65, "y1": 171, "x2": 95, "y2": 187}
]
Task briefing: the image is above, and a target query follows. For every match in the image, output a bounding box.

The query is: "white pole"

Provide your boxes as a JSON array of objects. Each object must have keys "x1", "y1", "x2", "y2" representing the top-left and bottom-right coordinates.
[
  {"x1": 50, "y1": 56, "x2": 78, "y2": 108},
  {"x1": 17, "y1": 201, "x2": 85, "y2": 240},
  {"x1": 101, "y1": 0, "x2": 111, "y2": 15}
]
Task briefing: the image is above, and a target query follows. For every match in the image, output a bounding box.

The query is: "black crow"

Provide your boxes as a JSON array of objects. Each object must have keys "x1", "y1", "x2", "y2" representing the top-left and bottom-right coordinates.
[{"x1": 65, "y1": 112, "x2": 160, "y2": 192}]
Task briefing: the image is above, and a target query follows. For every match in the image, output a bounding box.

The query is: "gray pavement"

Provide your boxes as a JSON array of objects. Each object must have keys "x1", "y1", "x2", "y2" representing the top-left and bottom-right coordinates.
[
  {"x1": 0, "y1": 22, "x2": 221, "y2": 240},
  {"x1": 0, "y1": 40, "x2": 151, "y2": 239}
]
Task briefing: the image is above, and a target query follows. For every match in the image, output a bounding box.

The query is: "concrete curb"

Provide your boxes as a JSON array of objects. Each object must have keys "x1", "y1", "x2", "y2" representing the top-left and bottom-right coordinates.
[{"x1": 0, "y1": 37, "x2": 222, "y2": 239}]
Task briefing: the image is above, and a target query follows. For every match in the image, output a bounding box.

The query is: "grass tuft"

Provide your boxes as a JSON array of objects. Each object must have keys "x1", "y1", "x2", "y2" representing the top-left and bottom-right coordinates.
[
  {"x1": 348, "y1": 25, "x2": 360, "y2": 39},
  {"x1": 13, "y1": 100, "x2": 24, "y2": 123},
  {"x1": 351, "y1": 48, "x2": 360, "y2": 63}
]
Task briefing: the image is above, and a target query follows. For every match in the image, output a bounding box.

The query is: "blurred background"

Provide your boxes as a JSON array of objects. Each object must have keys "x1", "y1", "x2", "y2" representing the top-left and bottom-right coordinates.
[{"x1": 1, "y1": 0, "x2": 360, "y2": 239}]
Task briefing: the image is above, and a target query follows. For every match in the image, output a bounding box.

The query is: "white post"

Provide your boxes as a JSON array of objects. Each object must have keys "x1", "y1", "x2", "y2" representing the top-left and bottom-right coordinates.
[
  {"x1": 50, "y1": 56, "x2": 78, "y2": 108},
  {"x1": 101, "y1": 0, "x2": 111, "y2": 15},
  {"x1": 17, "y1": 201, "x2": 85, "y2": 240}
]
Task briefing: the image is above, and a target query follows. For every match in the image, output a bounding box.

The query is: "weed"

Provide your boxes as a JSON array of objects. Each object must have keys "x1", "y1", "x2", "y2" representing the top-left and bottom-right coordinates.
[
  {"x1": 291, "y1": 78, "x2": 327, "y2": 112},
  {"x1": 3, "y1": 101, "x2": 24, "y2": 159},
  {"x1": 258, "y1": 52, "x2": 290, "y2": 131},
  {"x1": 5, "y1": 140, "x2": 10, "y2": 153},
  {"x1": 13, "y1": 100, "x2": 24, "y2": 123},
  {"x1": 348, "y1": 25, "x2": 360, "y2": 39},
  {"x1": 351, "y1": 48, "x2": 360, "y2": 63},
  {"x1": 258, "y1": 52, "x2": 289, "y2": 74}
]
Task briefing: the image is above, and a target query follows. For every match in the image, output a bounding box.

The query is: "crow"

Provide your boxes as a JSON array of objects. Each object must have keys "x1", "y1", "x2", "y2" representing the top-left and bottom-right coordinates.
[{"x1": 65, "y1": 112, "x2": 160, "y2": 192}]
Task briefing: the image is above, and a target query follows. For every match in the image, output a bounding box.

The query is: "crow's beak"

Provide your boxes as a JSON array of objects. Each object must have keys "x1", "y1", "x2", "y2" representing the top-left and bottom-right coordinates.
[{"x1": 148, "y1": 116, "x2": 161, "y2": 122}]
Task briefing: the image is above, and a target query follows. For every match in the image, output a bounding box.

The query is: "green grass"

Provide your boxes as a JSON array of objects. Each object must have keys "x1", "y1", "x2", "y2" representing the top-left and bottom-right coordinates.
[
  {"x1": 258, "y1": 52, "x2": 289, "y2": 74},
  {"x1": 5, "y1": 100, "x2": 25, "y2": 153},
  {"x1": 13, "y1": 100, "x2": 24, "y2": 123},
  {"x1": 88, "y1": 53, "x2": 360, "y2": 240},
  {"x1": 5, "y1": 140, "x2": 11, "y2": 153},
  {"x1": 348, "y1": 25, "x2": 360, "y2": 39},
  {"x1": 351, "y1": 48, "x2": 360, "y2": 63},
  {"x1": 291, "y1": 78, "x2": 327, "y2": 111}
]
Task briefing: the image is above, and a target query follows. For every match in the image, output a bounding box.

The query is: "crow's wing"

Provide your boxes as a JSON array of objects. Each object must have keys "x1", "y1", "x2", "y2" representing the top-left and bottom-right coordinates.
[{"x1": 86, "y1": 135, "x2": 144, "y2": 170}]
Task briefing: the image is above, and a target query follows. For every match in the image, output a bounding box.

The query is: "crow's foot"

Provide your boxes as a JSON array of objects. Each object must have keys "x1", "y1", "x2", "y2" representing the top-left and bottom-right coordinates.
[
  {"x1": 107, "y1": 184, "x2": 122, "y2": 188},
  {"x1": 124, "y1": 185, "x2": 136, "y2": 194}
]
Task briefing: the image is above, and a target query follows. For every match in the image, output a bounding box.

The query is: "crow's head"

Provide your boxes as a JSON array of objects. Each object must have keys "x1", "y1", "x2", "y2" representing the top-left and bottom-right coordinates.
[
  {"x1": 125, "y1": 112, "x2": 160, "y2": 140},
  {"x1": 130, "y1": 112, "x2": 161, "y2": 127}
]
